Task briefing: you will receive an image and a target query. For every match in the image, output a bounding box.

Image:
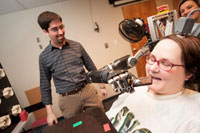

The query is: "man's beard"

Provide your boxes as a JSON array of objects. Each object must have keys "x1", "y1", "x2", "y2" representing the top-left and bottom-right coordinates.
[{"x1": 57, "y1": 35, "x2": 65, "y2": 44}]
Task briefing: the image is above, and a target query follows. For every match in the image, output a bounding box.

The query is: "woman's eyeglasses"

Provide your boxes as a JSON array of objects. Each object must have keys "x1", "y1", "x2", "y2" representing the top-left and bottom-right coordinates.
[{"x1": 146, "y1": 54, "x2": 184, "y2": 72}]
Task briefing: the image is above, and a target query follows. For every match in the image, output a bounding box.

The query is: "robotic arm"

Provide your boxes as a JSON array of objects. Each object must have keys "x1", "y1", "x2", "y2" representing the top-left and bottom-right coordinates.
[{"x1": 87, "y1": 18, "x2": 156, "y2": 93}]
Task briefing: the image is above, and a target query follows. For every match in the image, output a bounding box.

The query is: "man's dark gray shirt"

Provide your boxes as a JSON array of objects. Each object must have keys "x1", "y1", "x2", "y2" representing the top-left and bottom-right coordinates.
[{"x1": 39, "y1": 39, "x2": 97, "y2": 105}]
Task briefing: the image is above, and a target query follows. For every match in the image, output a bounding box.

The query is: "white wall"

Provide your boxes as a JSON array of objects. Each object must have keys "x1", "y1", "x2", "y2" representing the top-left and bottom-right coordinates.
[{"x1": 0, "y1": 0, "x2": 137, "y2": 117}]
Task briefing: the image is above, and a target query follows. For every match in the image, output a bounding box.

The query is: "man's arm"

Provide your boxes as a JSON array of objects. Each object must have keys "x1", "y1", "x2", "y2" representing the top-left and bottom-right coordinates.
[
  {"x1": 80, "y1": 45, "x2": 107, "y2": 97},
  {"x1": 39, "y1": 55, "x2": 57, "y2": 125},
  {"x1": 80, "y1": 45, "x2": 97, "y2": 71},
  {"x1": 39, "y1": 55, "x2": 53, "y2": 105}
]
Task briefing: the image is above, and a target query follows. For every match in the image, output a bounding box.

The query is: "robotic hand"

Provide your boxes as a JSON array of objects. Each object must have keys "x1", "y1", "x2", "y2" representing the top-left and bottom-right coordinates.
[
  {"x1": 106, "y1": 70, "x2": 149, "y2": 93},
  {"x1": 87, "y1": 69, "x2": 152, "y2": 93}
]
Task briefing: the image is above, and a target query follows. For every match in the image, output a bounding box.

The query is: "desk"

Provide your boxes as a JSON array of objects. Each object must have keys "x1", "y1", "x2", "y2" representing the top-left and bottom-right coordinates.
[{"x1": 43, "y1": 107, "x2": 117, "y2": 133}]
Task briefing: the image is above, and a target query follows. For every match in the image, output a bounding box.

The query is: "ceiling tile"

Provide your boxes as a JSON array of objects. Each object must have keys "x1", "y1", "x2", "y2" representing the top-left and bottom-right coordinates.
[
  {"x1": 0, "y1": 0, "x2": 24, "y2": 15},
  {"x1": 17, "y1": 0, "x2": 66, "y2": 9},
  {"x1": 0, "y1": 0, "x2": 68, "y2": 15}
]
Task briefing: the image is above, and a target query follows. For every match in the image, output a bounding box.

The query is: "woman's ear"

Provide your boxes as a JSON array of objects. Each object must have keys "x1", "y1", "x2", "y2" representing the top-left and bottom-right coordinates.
[{"x1": 185, "y1": 73, "x2": 193, "y2": 81}]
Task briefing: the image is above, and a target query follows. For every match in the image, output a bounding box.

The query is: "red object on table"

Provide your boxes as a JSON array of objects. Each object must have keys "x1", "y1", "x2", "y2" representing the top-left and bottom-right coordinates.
[
  {"x1": 19, "y1": 110, "x2": 28, "y2": 122},
  {"x1": 103, "y1": 123, "x2": 111, "y2": 132}
]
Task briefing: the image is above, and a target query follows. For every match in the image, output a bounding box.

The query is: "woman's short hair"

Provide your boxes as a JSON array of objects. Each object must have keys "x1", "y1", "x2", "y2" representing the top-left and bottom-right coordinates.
[{"x1": 161, "y1": 34, "x2": 200, "y2": 86}]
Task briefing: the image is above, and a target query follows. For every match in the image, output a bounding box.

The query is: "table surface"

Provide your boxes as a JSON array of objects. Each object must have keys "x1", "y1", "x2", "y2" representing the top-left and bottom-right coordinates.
[{"x1": 43, "y1": 107, "x2": 117, "y2": 133}]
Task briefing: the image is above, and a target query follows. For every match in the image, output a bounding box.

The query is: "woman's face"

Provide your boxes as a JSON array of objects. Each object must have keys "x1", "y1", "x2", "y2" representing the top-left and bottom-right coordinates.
[
  {"x1": 145, "y1": 39, "x2": 188, "y2": 95},
  {"x1": 180, "y1": 0, "x2": 200, "y2": 22}
]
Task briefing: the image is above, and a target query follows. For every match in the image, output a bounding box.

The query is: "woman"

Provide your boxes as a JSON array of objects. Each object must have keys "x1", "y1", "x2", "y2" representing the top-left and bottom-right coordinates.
[
  {"x1": 178, "y1": 0, "x2": 200, "y2": 23},
  {"x1": 106, "y1": 34, "x2": 200, "y2": 133}
]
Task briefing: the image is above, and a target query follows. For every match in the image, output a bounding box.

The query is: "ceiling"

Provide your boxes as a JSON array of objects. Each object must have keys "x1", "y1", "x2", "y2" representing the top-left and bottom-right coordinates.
[{"x1": 0, "y1": 0, "x2": 68, "y2": 15}]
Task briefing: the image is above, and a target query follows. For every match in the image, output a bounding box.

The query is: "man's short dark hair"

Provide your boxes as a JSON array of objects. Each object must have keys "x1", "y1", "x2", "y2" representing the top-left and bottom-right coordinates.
[{"x1": 37, "y1": 11, "x2": 62, "y2": 32}]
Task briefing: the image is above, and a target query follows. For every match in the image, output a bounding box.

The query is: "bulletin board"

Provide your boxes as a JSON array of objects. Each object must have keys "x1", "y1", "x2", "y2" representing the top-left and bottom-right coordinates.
[{"x1": 0, "y1": 63, "x2": 21, "y2": 133}]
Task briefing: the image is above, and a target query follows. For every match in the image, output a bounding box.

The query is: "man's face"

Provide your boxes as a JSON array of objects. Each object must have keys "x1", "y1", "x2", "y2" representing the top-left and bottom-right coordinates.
[
  {"x1": 44, "y1": 20, "x2": 65, "y2": 46},
  {"x1": 145, "y1": 39, "x2": 187, "y2": 95},
  {"x1": 180, "y1": 1, "x2": 200, "y2": 22}
]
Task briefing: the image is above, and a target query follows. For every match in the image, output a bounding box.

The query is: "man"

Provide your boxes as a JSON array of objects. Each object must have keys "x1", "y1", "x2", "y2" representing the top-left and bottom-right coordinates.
[{"x1": 37, "y1": 11, "x2": 107, "y2": 126}]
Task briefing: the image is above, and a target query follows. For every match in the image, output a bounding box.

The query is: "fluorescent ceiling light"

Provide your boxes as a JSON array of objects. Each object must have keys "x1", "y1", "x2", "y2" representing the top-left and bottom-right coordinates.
[{"x1": 112, "y1": 0, "x2": 147, "y2": 7}]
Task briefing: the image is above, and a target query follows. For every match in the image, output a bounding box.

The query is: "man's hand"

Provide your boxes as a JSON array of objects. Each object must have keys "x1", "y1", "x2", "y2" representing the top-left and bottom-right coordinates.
[
  {"x1": 47, "y1": 112, "x2": 58, "y2": 126},
  {"x1": 100, "y1": 88, "x2": 107, "y2": 98},
  {"x1": 46, "y1": 105, "x2": 58, "y2": 126},
  {"x1": 99, "y1": 83, "x2": 107, "y2": 98}
]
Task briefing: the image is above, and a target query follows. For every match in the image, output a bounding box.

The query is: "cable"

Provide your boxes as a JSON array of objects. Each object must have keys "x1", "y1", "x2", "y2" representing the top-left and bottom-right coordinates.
[
  {"x1": 187, "y1": 8, "x2": 200, "y2": 18},
  {"x1": 88, "y1": 0, "x2": 95, "y2": 24},
  {"x1": 88, "y1": 0, "x2": 99, "y2": 32}
]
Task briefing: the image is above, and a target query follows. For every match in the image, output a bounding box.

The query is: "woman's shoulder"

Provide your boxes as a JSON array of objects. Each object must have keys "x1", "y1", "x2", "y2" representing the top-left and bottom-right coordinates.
[{"x1": 184, "y1": 88, "x2": 200, "y2": 97}]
